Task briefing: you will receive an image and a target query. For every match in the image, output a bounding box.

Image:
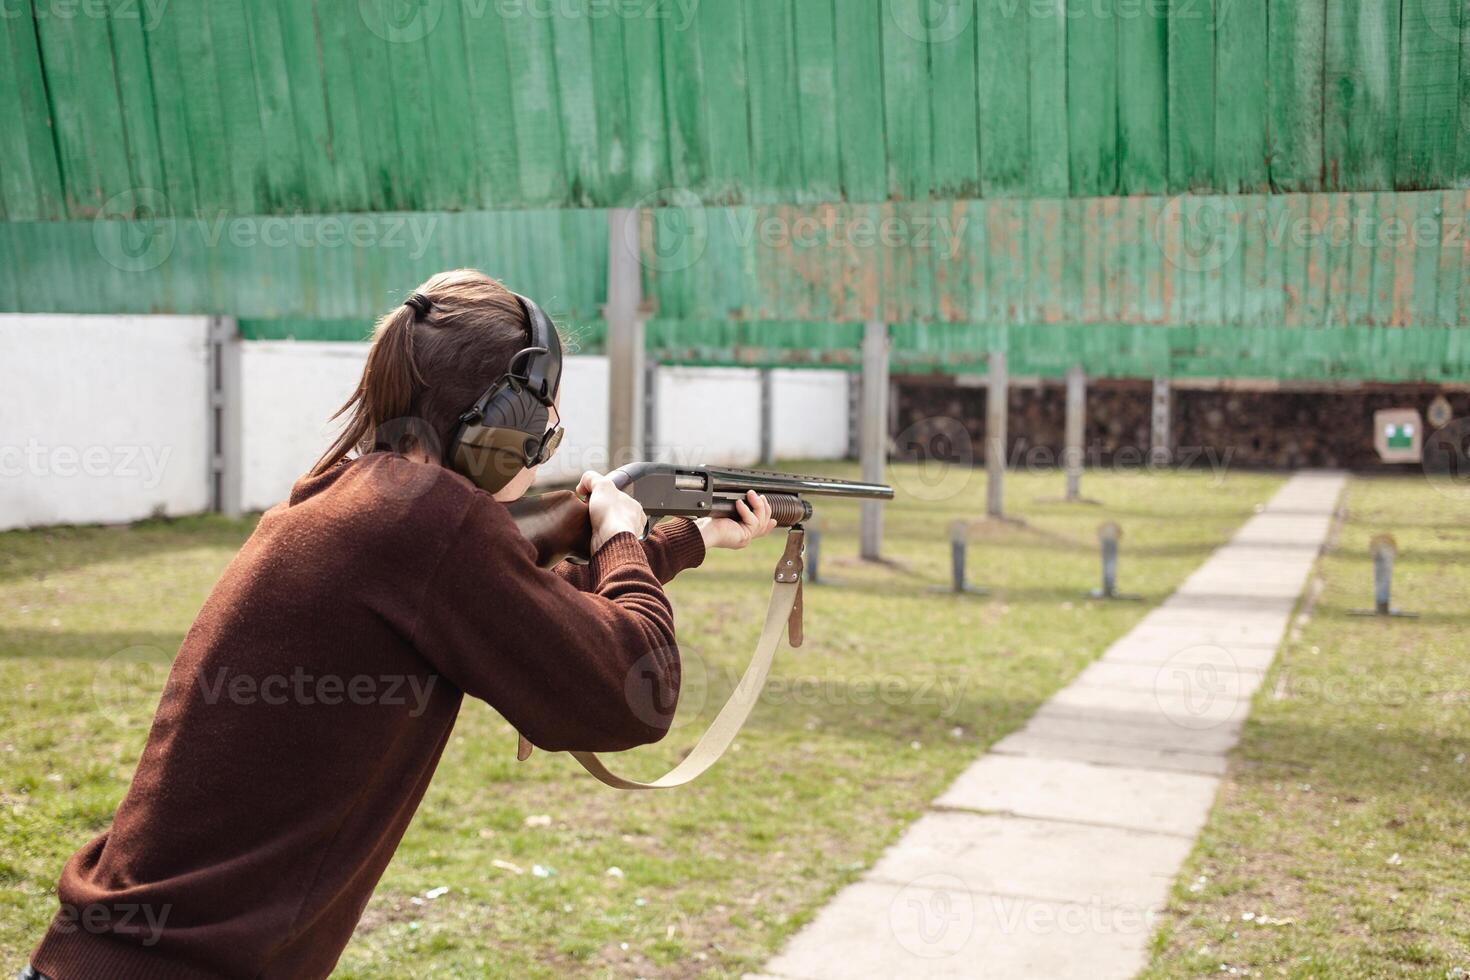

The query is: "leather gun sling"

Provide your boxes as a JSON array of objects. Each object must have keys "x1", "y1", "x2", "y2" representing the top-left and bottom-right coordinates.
[{"x1": 522, "y1": 528, "x2": 805, "y2": 791}]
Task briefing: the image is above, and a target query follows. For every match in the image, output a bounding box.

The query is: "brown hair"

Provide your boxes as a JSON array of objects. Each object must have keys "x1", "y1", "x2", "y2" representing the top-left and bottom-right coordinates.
[{"x1": 310, "y1": 269, "x2": 530, "y2": 477}]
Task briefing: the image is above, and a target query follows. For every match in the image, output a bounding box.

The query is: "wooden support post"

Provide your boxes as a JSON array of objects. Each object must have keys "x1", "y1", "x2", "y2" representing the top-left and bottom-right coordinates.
[
  {"x1": 1064, "y1": 365, "x2": 1086, "y2": 502},
  {"x1": 1150, "y1": 376, "x2": 1172, "y2": 467},
  {"x1": 860, "y1": 321, "x2": 888, "y2": 560},
  {"x1": 606, "y1": 208, "x2": 645, "y2": 466},
  {"x1": 208, "y1": 316, "x2": 242, "y2": 518},
  {"x1": 986, "y1": 350, "x2": 1007, "y2": 518},
  {"x1": 759, "y1": 367, "x2": 774, "y2": 465}
]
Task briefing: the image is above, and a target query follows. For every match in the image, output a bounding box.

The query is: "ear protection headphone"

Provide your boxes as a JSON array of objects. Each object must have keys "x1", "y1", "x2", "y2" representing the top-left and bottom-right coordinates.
[{"x1": 444, "y1": 292, "x2": 565, "y2": 494}]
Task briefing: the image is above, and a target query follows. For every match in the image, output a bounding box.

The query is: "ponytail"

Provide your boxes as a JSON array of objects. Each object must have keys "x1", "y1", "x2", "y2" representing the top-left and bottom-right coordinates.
[{"x1": 308, "y1": 270, "x2": 529, "y2": 480}]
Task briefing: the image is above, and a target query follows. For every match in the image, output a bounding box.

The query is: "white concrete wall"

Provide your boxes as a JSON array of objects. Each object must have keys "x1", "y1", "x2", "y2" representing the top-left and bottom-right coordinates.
[
  {"x1": 0, "y1": 315, "x2": 211, "y2": 530},
  {"x1": 652, "y1": 366, "x2": 764, "y2": 466},
  {"x1": 771, "y1": 369, "x2": 850, "y2": 460},
  {"x1": 2, "y1": 318, "x2": 853, "y2": 526},
  {"x1": 239, "y1": 342, "x2": 368, "y2": 512}
]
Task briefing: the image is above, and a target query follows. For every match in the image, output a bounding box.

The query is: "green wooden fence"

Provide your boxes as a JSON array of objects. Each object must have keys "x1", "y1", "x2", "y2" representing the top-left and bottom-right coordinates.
[{"x1": 3, "y1": 0, "x2": 1468, "y2": 222}]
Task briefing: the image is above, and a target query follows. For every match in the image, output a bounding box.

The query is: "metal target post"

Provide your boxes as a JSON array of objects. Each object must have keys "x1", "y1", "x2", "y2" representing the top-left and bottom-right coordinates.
[{"x1": 1351, "y1": 533, "x2": 1417, "y2": 618}]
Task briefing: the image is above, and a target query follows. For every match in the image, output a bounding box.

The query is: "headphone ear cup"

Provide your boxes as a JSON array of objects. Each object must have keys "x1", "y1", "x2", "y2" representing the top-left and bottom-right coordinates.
[{"x1": 447, "y1": 385, "x2": 550, "y2": 493}]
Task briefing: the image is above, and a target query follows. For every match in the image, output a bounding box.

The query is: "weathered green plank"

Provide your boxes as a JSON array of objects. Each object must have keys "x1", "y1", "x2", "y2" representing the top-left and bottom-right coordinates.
[
  {"x1": 1115, "y1": 0, "x2": 1168, "y2": 194},
  {"x1": 832, "y1": 0, "x2": 887, "y2": 202},
  {"x1": 421, "y1": 0, "x2": 479, "y2": 209},
  {"x1": 1267, "y1": 0, "x2": 1325, "y2": 191},
  {"x1": 273, "y1": 0, "x2": 350, "y2": 211},
  {"x1": 548, "y1": 3, "x2": 601, "y2": 206},
  {"x1": 1395, "y1": 0, "x2": 1462, "y2": 188},
  {"x1": 1462, "y1": 13, "x2": 1470, "y2": 186},
  {"x1": 1167, "y1": 0, "x2": 1215, "y2": 192},
  {"x1": 105, "y1": 0, "x2": 167, "y2": 203},
  {"x1": 1435, "y1": 190, "x2": 1463, "y2": 326},
  {"x1": 170, "y1": 4, "x2": 235, "y2": 211},
  {"x1": 697, "y1": 2, "x2": 751, "y2": 201},
  {"x1": 1412, "y1": 192, "x2": 1445, "y2": 325},
  {"x1": 384, "y1": 4, "x2": 441, "y2": 210},
  {"x1": 791, "y1": 0, "x2": 839, "y2": 203},
  {"x1": 1027, "y1": 0, "x2": 1068, "y2": 197},
  {"x1": 1323, "y1": 0, "x2": 1399, "y2": 190},
  {"x1": 1066, "y1": 0, "x2": 1116, "y2": 197},
  {"x1": 241, "y1": 0, "x2": 306, "y2": 211},
  {"x1": 1322, "y1": 193, "x2": 1353, "y2": 325},
  {"x1": 926, "y1": 0, "x2": 980, "y2": 199},
  {"x1": 0, "y1": 10, "x2": 65, "y2": 219},
  {"x1": 207, "y1": 0, "x2": 269, "y2": 213},
  {"x1": 620, "y1": 11, "x2": 670, "y2": 199},
  {"x1": 1213, "y1": 0, "x2": 1268, "y2": 192},
  {"x1": 745, "y1": 0, "x2": 804, "y2": 201},
  {"x1": 660, "y1": 6, "x2": 705, "y2": 196},
  {"x1": 501, "y1": 12, "x2": 569, "y2": 206},
  {"x1": 879, "y1": 1, "x2": 934, "y2": 200},
  {"x1": 1368, "y1": 192, "x2": 1399, "y2": 325},
  {"x1": 1302, "y1": 194, "x2": 1330, "y2": 325},
  {"x1": 457, "y1": 3, "x2": 521, "y2": 208},
  {"x1": 1343, "y1": 192, "x2": 1377, "y2": 326},
  {"x1": 35, "y1": 11, "x2": 132, "y2": 215},
  {"x1": 976, "y1": 0, "x2": 1029, "y2": 195}
]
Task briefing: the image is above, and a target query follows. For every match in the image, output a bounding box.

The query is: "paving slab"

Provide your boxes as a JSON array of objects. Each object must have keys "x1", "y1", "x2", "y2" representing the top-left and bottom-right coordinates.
[
  {"x1": 867, "y1": 811, "x2": 1189, "y2": 909},
  {"x1": 1020, "y1": 706, "x2": 1244, "y2": 754},
  {"x1": 761, "y1": 879, "x2": 1155, "y2": 980},
  {"x1": 933, "y1": 755, "x2": 1220, "y2": 837},
  {"x1": 991, "y1": 731, "x2": 1229, "y2": 776},
  {"x1": 1072, "y1": 660, "x2": 1268, "y2": 699},
  {"x1": 760, "y1": 472, "x2": 1345, "y2": 980}
]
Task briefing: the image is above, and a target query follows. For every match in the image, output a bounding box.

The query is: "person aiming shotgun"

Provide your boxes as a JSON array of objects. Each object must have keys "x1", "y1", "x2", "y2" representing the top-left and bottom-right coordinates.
[{"x1": 25, "y1": 269, "x2": 779, "y2": 979}]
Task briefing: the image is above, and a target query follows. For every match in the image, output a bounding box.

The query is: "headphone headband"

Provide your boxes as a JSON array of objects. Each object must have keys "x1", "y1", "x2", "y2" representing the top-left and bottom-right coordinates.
[
  {"x1": 512, "y1": 292, "x2": 562, "y2": 404},
  {"x1": 444, "y1": 290, "x2": 565, "y2": 494}
]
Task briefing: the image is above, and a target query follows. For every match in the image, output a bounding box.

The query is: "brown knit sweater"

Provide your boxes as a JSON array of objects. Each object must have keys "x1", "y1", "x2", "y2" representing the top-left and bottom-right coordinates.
[{"x1": 32, "y1": 454, "x2": 705, "y2": 979}]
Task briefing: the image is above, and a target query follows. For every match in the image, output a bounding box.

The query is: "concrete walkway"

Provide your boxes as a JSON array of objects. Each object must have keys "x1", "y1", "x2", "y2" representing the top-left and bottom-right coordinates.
[{"x1": 755, "y1": 471, "x2": 1345, "y2": 980}]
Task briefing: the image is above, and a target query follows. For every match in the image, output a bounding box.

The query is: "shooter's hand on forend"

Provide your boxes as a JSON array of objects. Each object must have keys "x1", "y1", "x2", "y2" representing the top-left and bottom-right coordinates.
[
  {"x1": 579, "y1": 470, "x2": 648, "y2": 552},
  {"x1": 697, "y1": 489, "x2": 778, "y2": 551}
]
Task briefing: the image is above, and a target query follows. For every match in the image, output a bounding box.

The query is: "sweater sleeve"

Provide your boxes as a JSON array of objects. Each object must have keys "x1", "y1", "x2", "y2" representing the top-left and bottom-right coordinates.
[
  {"x1": 552, "y1": 517, "x2": 706, "y2": 591},
  {"x1": 411, "y1": 494, "x2": 683, "y2": 753}
]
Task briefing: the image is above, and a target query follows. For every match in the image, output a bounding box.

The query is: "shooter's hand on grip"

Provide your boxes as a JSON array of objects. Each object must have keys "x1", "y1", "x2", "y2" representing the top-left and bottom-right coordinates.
[{"x1": 578, "y1": 470, "x2": 648, "y2": 552}]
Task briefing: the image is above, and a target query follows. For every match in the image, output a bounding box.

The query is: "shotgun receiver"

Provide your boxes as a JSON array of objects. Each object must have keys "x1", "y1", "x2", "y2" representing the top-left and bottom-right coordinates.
[{"x1": 506, "y1": 462, "x2": 895, "y2": 568}]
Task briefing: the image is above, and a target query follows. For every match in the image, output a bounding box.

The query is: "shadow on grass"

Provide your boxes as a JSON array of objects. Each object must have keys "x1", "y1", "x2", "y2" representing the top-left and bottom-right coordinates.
[
  {"x1": 0, "y1": 517, "x2": 256, "y2": 584},
  {"x1": 0, "y1": 629, "x2": 185, "y2": 661}
]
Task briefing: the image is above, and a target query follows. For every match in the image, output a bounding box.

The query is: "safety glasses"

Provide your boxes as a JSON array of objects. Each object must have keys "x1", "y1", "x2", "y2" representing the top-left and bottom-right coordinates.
[{"x1": 527, "y1": 424, "x2": 564, "y2": 466}]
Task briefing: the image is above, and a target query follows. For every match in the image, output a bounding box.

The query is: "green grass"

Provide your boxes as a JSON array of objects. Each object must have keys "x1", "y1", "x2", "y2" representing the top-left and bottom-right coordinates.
[
  {"x1": 1142, "y1": 477, "x2": 1470, "y2": 980},
  {"x1": 0, "y1": 464, "x2": 1284, "y2": 977}
]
